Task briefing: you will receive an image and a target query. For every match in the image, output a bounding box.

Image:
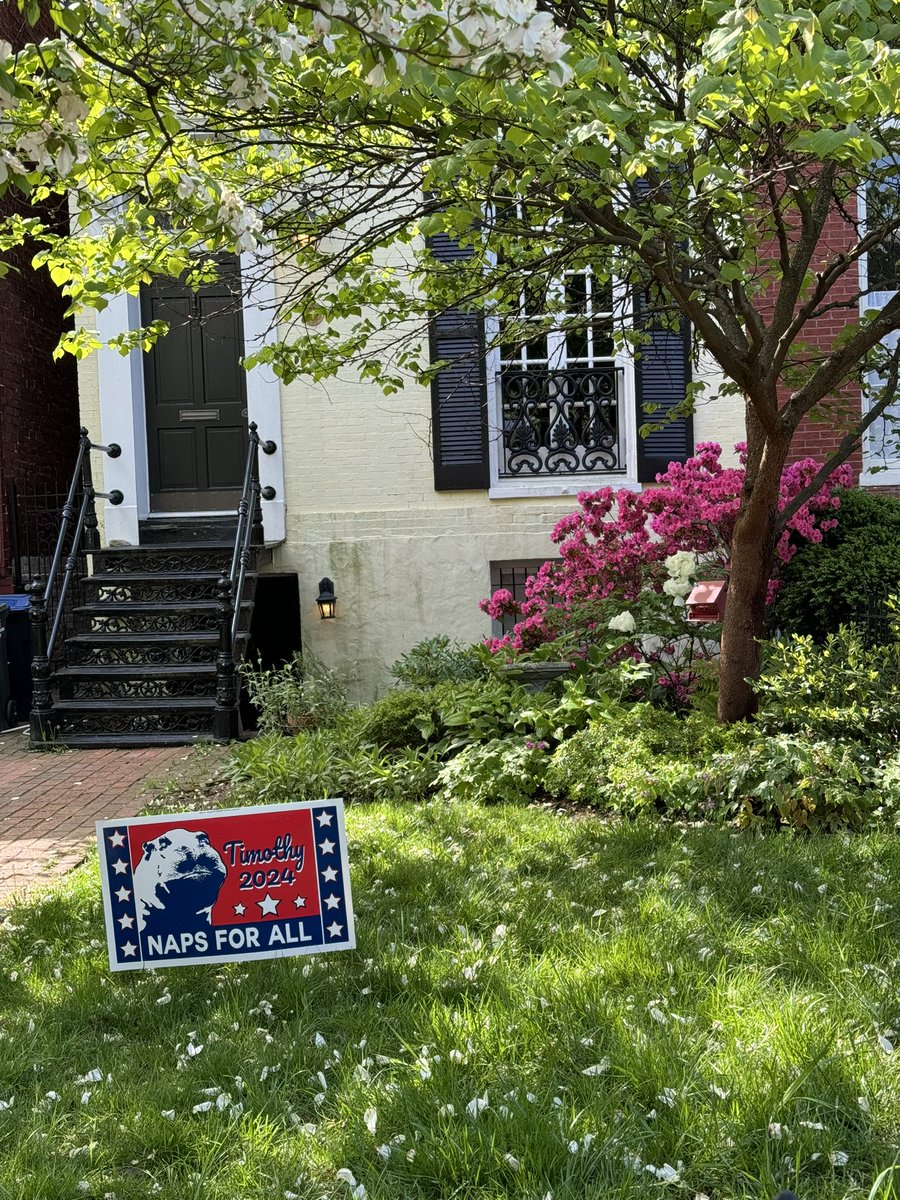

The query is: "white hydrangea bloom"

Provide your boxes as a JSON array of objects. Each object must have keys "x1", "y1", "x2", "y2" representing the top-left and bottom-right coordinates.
[{"x1": 608, "y1": 610, "x2": 636, "y2": 634}]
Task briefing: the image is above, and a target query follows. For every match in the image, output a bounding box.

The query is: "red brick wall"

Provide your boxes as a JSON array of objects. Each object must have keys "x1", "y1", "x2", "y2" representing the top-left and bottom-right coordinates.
[
  {"x1": 0, "y1": 4, "x2": 80, "y2": 590},
  {"x1": 780, "y1": 203, "x2": 864, "y2": 478}
]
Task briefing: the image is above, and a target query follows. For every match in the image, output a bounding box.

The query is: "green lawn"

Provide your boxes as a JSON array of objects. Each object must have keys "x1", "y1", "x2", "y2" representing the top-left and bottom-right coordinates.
[{"x1": 1, "y1": 800, "x2": 899, "y2": 1200}]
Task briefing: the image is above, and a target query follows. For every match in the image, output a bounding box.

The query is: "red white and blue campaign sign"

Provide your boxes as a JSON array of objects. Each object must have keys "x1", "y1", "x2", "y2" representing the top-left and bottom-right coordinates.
[{"x1": 96, "y1": 800, "x2": 355, "y2": 971}]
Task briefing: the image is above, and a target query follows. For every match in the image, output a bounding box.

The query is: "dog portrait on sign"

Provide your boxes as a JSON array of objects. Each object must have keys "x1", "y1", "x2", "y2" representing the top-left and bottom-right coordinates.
[{"x1": 97, "y1": 800, "x2": 355, "y2": 971}]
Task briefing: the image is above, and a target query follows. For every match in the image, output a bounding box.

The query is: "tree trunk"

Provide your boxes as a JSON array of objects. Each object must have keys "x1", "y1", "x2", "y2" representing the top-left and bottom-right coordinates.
[{"x1": 717, "y1": 419, "x2": 791, "y2": 724}]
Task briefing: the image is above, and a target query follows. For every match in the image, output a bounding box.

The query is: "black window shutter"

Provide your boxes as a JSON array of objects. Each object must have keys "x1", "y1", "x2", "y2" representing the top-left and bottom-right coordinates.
[
  {"x1": 428, "y1": 232, "x2": 489, "y2": 490},
  {"x1": 634, "y1": 295, "x2": 693, "y2": 483}
]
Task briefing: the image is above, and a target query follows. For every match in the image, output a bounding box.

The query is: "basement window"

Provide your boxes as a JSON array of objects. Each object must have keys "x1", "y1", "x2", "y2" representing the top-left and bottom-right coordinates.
[{"x1": 488, "y1": 559, "x2": 552, "y2": 637}]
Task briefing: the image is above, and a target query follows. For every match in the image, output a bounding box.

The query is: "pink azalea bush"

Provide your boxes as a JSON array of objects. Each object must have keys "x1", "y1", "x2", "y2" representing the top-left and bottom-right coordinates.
[{"x1": 481, "y1": 443, "x2": 853, "y2": 653}]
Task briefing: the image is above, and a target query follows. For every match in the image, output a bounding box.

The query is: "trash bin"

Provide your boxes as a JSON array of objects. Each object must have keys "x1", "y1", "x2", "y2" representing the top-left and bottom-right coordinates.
[
  {"x1": 0, "y1": 604, "x2": 13, "y2": 730},
  {"x1": 4, "y1": 594, "x2": 32, "y2": 727}
]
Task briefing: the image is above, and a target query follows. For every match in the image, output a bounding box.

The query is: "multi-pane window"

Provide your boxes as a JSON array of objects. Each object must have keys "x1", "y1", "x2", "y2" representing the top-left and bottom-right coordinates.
[
  {"x1": 865, "y1": 171, "x2": 900, "y2": 293},
  {"x1": 863, "y1": 167, "x2": 900, "y2": 472},
  {"x1": 498, "y1": 269, "x2": 614, "y2": 372},
  {"x1": 492, "y1": 224, "x2": 624, "y2": 479}
]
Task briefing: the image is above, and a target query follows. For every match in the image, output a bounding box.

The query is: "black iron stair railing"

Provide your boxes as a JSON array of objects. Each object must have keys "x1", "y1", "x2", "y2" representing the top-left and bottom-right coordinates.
[
  {"x1": 214, "y1": 422, "x2": 277, "y2": 740},
  {"x1": 28, "y1": 428, "x2": 124, "y2": 745}
]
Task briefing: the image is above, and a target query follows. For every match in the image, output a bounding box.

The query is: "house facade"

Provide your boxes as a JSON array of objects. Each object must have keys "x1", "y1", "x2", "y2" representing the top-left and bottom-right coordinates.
[
  {"x1": 74, "y1": 244, "x2": 757, "y2": 701},
  {"x1": 72, "y1": 210, "x2": 891, "y2": 703}
]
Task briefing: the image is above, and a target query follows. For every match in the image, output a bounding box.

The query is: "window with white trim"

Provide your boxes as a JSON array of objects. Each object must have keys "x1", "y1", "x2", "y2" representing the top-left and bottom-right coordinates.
[
  {"x1": 861, "y1": 169, "x2": 900, "y2": 482},
  {"x1": 489, "y1": 238, "x2": 627, "y2": 484},
  {"x1": 427, "y1": 219, "x2": 692, "y2": 495}
]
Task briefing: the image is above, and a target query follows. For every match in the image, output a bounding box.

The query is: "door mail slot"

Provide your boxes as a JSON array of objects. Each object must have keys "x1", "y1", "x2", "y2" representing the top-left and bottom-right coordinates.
[{"x1": 179, "y1": 409, "x2": 220, "y2": 421}]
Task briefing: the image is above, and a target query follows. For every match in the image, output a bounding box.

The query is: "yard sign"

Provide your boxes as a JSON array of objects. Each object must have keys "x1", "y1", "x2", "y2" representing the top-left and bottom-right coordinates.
[{"x1": 97, "y1": 800, "x2": 355, "y2": 971}]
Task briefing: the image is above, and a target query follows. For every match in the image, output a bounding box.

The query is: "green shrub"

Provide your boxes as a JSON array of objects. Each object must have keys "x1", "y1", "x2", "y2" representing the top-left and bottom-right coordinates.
[
  {"x1": 437, "y1": 737, "x2": 550, "y2": 805},
  {"x1": 240, "y1": 652, "x2": 348, "y2": 734},
  {"x1": 390, "y1": 636, "x2": 486, "y2": 689},
  {"x1": 545, "y1": 704, "x2": 746, "y2": 816},
  {"x1": 754, "y1": 626, "x2": 900, "y2": 745},
  {"x1": 720, "y1": 735, "x2": 880, "y2": 832},
  {"x1": 429, "y1": 672, "x2": 610, "y2": 756},
  {"x1": 876, "y1": 750, "x2": 900, "y2": 828},
  {"x1": 352, "y1": 686, "x2": 452, "y2": 753},
  {"x1": 772, "y1": 488, "x2": 900, "y2": 639},
  {"x1": 226, "y1": 727, "x2": 439, "y2": 806}
]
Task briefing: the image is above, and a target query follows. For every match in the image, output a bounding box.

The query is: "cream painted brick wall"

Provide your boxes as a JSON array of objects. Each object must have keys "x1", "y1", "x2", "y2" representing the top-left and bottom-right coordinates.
[
  {"x1": 75, "y1": 274, "x2": 749, "y2": 699},
  {"x1": 271, "y1": 504, "x2": 568, "y2": 699},
  {"x1": 692, "y1": 352, "x2": 744, "y2": 463}
]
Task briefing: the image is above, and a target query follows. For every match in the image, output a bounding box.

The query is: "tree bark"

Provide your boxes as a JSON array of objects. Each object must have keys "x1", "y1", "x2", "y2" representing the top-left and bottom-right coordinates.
[{"x1": 717, "y1": 413, "x2": 791, "y2": 724}]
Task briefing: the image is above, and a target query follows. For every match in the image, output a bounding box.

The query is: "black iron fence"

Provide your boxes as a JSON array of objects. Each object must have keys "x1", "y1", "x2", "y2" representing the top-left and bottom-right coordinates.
[
  {"x1": 855, "y1": 586, "x2": 899, "y2": 646},
  {"x1": 7, "y1": 482, "x2": 71, "y2": 592}
]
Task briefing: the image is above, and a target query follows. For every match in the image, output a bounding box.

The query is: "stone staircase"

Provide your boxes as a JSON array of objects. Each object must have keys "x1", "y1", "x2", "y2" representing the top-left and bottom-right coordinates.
[{"x1": 48, "y1": 520, "x2": 258, "y2": 747}]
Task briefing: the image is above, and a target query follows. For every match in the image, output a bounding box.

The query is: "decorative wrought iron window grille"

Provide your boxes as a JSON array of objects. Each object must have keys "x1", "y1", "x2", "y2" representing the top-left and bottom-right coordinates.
[{"x1": 497, "y1": 364, "x2": 625, "y2": 477}]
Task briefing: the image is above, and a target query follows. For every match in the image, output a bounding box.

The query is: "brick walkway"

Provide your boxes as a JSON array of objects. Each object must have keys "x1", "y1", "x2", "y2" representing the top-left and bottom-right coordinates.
[{"x1": 0, "y1": 729, "x2": 218, "y2": 903}]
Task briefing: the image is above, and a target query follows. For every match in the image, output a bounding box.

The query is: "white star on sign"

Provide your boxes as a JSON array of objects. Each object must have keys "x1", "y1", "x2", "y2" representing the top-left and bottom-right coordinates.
[
  {"x1": 118, "y1": 913, "x2": 135, "y2": 930},
  {"x1": 316, "y1": 810, "x2": 333, "y2": 827},
  {"x1": 318, "y1": 839, "x2": 336, "y2": 855},
  {"x1": 108, "y1": 831, "x2": 126, "y2": 848},
  {"x1": 321, "y1": 866, "x2": 338, "y2": 883},
  {"x1": 233, "y1": 903, "x2": 246, "y2": 916},
  {"x1": 112, "y1": 859, "x2": 128, "y2": 876},
  {"x1": 114, "y1": 886, "x2": 132, "y2": 903},
  {"x1": 257, "y1": 893, "x2": 280, "y2": 917},
  {"x1": 326, "y1": 921, "x2": 344, "y2": 938},
  {"x1": 323, "y1": 893, "x2": 340, "y2": 911},
  {"x1": 121, "y1": 942, "x2": 137, "y2": 958},
  {"x1": 293, "y1": 895, "x2": 307, "y2": 910}
]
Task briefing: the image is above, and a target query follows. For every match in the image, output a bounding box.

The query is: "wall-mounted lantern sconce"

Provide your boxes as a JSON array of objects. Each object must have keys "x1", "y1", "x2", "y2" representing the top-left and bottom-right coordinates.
[{"x1": 316, "y1": 577, "x2": 337, "y2": 620}]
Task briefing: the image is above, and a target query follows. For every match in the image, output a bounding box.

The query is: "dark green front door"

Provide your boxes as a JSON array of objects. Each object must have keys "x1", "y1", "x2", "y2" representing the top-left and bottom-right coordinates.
[{"x1": 142, "y1": 257, "x2": 248, "y2": 512}]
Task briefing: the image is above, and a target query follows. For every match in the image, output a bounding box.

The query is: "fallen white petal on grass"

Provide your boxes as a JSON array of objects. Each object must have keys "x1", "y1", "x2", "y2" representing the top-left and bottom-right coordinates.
[
  {"x1": 0, "y1": 1098, "x2": 12, "y2": 1112},
  {"x1": 831, "y1": 1151, "x2": 849, "y2": 1166},
  {"x1": 192, "y1": 1102, "x2": 213, "y2": 1113},
  {"x1": 503, "y1": 1153, "x2": 520, "y2": 1170},
  {"x1": 645, "y1": 1163, "x2": 681, "y2": 1183},
  {"x1": 582, "y1": 1060, "x2": 610, "y2": 1076},
  {"x1": 466, "y1": 1094, "x2": 489, "y2": 1117},
  {"x1": 335, "y1": 1170, "x2": 357, "y2": 1187},
  {"x1": 879, "y1": 1035, "x2": 894, "y2": 1054},
  {"x1": 75, "y1": 1068, "x2": 103, "y2": 1084},
  {"x1": 364, "y1": 1107, "x2": 377, "y2": 1134}
]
